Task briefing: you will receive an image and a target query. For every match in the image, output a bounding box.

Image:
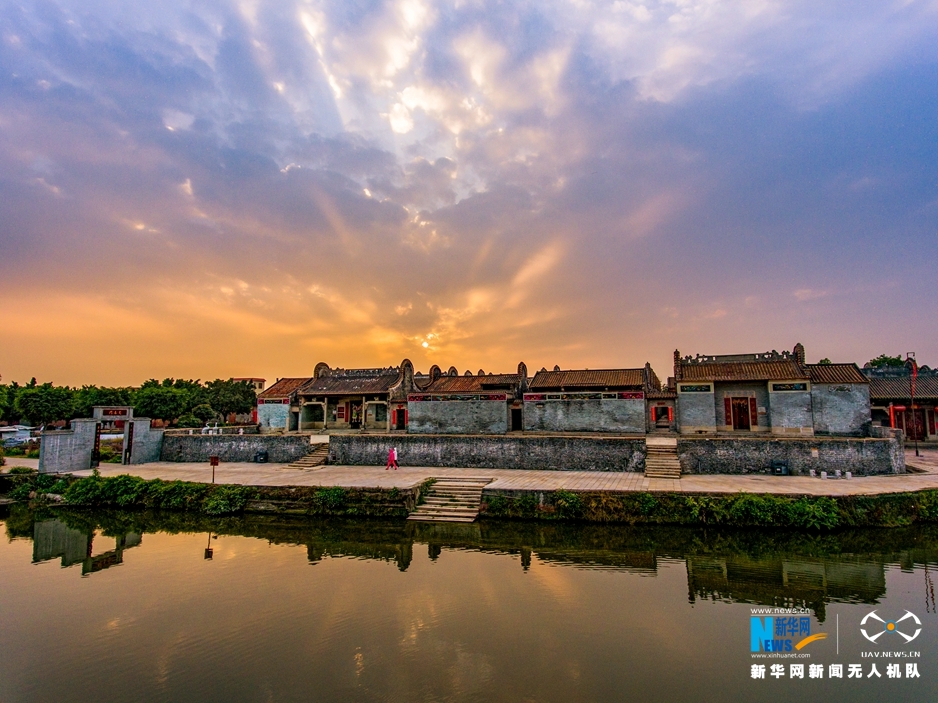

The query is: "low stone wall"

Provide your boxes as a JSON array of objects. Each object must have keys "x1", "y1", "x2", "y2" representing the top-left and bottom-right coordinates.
[
  {"x1": 160, "y1": 434, "x2": 312, "y2": 463},
  {"x1": 677, "y1": 437, "x2": 903, "y2": 476},
  {"x1": 329, "y1": 434, "x2": 646, "y2": 472}
]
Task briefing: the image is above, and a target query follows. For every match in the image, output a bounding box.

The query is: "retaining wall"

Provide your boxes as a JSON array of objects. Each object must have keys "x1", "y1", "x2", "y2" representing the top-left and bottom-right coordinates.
[
  {"x1": 677, "y1": 437, "x2": 903, "y2": 476},
  {"x1": 160, "y1": 434, "x2": 312, "y2": 463},
  {"x1": 329, "y1": 434, "x2": 646, "y2": 472}
]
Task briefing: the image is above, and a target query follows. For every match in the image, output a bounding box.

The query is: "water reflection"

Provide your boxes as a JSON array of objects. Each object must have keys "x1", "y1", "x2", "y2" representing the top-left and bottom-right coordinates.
[
  {"x1": 2, "y1": 506, "x2": 938, "y2": 703},
  {"x1": 7, "y1": 506, "x2": 938, "y2": 617},
  {"x1": 32, "y1": 518, "x2": 142, "y2": 576}
]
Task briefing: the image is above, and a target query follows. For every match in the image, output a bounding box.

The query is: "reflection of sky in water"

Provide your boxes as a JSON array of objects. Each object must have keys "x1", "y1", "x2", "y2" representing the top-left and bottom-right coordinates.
[{"x1": 1, "y1": 518, "x2": 937, "y2": 702}]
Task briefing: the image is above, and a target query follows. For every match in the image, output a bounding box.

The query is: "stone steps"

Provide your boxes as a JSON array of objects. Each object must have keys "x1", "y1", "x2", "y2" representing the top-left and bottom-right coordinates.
[
  {"x1": 285, "y1": 444, "x2": 330, "y2": 469},
  {"x1": 645, "y1": 440, "x2": 681, "y2": 479},
  {"x1": 407, "y1": 477, "x2": 492, "y2": 523}
]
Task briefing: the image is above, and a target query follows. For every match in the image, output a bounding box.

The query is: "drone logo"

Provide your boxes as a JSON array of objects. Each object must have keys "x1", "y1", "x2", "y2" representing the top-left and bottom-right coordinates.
[{"x1": 860, "y1": 610, "x2": 922, "y2": 644}]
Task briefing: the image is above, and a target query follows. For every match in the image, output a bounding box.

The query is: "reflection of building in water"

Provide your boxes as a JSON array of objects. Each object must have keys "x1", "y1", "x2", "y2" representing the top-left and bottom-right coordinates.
[
  {"x1": 32, "y1": 520, "x2": 142, "y2": 576},
  {"x1": 306, "y1": 539, "x2": 413, "y2": 572},
  {"x1": 686, "y1": 555, "x2": 887, "y2": 620},
  {"x1": 529, "y1": 549, "x2": 657, "y2": 574},
  {"x1": 33, "y1": 519, "x2": 89, "y2": 568}
]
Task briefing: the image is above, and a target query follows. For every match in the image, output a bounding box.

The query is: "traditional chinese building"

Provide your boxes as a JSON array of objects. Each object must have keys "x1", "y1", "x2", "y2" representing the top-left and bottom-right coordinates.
[
  {"x1": 522, "y1": 363, "x2": 662, "y2": 433},
  {"x1": 407, "y1": 363, "x2": 528, "y2": 434},
  {"x1": 864, "y1": 362, "x2": 937, "y2": 442},
  {"x1": 294, "y1": 361, "x2": 417, "y2": 432},
  {"x1": 673, "y1": 344, "x2": 870, "y2": 436},
  {"x1": 256, "y1": 378, "x2": 312, "y2": 432}
]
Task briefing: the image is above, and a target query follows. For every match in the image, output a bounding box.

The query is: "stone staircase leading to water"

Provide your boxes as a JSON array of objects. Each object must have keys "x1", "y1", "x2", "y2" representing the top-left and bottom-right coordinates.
[
  {"x1": 285, "y1": 443, "x2": 330, "y2": 469},
  {"x1": 407, "y1": 476, "x2": 492, "y2": 523},
  {"x1": 644, "y1": 437, "x2": 682, "y2": 479}
]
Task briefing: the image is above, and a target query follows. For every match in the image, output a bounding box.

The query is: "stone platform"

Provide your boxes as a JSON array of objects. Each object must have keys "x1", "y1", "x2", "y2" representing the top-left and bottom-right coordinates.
[{"x1": 25, "y1": 448, "x2": 933, "y2": 498}]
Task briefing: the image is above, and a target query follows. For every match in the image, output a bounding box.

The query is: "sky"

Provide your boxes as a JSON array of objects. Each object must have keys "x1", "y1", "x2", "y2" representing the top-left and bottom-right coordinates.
[{"x1": 1, "y1": 0, "x2": 937, "y2": 387}]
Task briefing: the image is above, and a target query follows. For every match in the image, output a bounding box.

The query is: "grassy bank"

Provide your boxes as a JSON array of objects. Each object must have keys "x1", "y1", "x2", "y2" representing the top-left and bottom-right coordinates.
[
  {"x1": 1, "y1": 472, "x2": 429, "y2": 518},
  {"x1": 481, "y1": 489, "x2": 938, "y2": 529}
]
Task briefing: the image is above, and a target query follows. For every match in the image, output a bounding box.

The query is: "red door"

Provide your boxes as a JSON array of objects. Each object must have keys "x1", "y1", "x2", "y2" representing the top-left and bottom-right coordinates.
[{"x1": 731, "y1": 398, "x2": 751, "y2": 430}]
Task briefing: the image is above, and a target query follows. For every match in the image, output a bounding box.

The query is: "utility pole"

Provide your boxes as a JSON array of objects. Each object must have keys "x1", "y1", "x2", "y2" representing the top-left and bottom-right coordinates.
[{"x1": 908, "y1": 353, "x2": 920, "y2": 458}]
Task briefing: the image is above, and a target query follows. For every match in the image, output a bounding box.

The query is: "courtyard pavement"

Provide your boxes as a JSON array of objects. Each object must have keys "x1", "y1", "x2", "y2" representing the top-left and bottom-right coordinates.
[{"x1": 6, "y1": 449, "x2": 938, "y2": 497}]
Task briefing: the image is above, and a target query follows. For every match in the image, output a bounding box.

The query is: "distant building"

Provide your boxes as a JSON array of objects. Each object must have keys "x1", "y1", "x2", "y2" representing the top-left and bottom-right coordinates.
[
  {"x1": 864, "y1": 361, "x2": 937, "y2": 441},
  {"x1": 673, "y1": 344, "x2": 869, "y2": 436},
  {"x1": 234, "y1": 378, "x2": 266, "y2": 392},
  {"x1": 0, "y1": 425, "x2": 34, "y2": 443}
]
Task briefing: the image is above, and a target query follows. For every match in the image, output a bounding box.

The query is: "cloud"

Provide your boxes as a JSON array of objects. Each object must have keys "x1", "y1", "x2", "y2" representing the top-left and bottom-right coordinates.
[{"x1": 0, "y1": 0, "x2": 936, "y2": 384}]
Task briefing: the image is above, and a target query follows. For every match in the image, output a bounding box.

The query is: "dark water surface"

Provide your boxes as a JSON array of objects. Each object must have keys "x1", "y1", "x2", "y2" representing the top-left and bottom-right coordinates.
[{"x1": 2, "y1": 507, "x2": 937, "y2": 703}]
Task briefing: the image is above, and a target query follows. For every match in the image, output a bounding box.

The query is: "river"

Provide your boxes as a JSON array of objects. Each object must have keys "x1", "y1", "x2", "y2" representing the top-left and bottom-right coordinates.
[{"x1": 1, "y1": 506, "x2": 936, "y2": 702}]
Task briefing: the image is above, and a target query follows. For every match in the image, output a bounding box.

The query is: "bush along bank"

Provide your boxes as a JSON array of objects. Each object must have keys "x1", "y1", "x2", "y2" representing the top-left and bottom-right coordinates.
[
  {"x1": 480, "y1": 489, "x2": 938, "y2": 529},
  {"x1": 1, "y1": 472, "x2": 422, "y2": 518}
]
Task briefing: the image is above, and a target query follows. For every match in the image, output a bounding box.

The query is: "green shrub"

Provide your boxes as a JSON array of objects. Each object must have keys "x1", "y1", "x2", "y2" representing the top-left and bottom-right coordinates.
[
  {"x1": 8, "y1": 482, "x2": 34, "y2": 500},
  {"x1": 202, "y1": 485, "x2": 253, "y2": 515},
  {"x1": 313, "y1": 487, "x2": 348, "y2": 510},
  {"x1": 7, "y1": 466, "x2": 35, "y2": 475},
  {"x1": 551, "y1": 490, "x2": 584, "y2": 519},
  {"x1": 143, "y1": 480, "x2": 207, "y2": 510}
]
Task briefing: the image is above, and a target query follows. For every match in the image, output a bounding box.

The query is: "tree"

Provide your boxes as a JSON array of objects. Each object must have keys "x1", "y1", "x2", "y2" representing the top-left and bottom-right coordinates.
[
  {"x1": 140, "y1": 378, "x2": 206, "y2": 413},
  {"x1": 0, "y1": 385, "x2": 9, "y2": 422},
  {"x1": 191, "y1": 404, "x2": 217, "y2": 422},
  {"x1": 13, "y1": 383, "x2": 74, "y2": 425},
  {"x1": 71, "y1": 386, "x2": 134, "y2": 418},
  {"x1": 818, "y1": 358, "x2": 832, "y2": 365},
  {"x1": 205, "y1": 379, "x2": 256, "y2": 419},
  {"x1": 867, "y1": 354, "x2": 904, "y2": 368},
  {"x1": 132, "y1": 386, "x2": 188, "y2": 422},
  {"x1": 0, "y1": 382, "x2": 20, "y2": 423}
]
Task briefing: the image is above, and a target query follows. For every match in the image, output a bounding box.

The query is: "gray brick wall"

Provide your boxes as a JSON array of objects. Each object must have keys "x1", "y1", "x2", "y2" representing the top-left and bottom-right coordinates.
[
  {"x1": 127, "y1": 419, "x2": 163, "y2": 464},
  {"x1": 408, "y1": 401, "x2": 508, "y2": 434},
  {"x1": 39, "y1": 419, "x2": 98, "y2": 473},
  {"x1": 676, "y1": 390, "x2": 716, "y2": 432},
  {"x1": 768, "y1": 389, "x2": 813, "y2": 431},
  {"x1": 523, "y1": 398, "x2": 645, "y2": 433},
  {"x1": 258, "y1": 402, "x2": 289, "y2": 431},
  {"x1": 812, "y1": 384, "x2": 870, "y2": 436}
]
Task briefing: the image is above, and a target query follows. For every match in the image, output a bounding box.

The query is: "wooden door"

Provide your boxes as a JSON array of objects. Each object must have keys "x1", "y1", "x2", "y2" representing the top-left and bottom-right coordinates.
[
  {"x1": 907, "y1": 409, "x2": 926, "y2": 441},
  {"x1": 731, "y1": 398, "x2": 751, "y2": 430}
]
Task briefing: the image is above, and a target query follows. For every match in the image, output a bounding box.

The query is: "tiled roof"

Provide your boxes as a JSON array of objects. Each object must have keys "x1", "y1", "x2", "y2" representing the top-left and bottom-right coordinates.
[
  {"x1": 646, "y1": 389, "x2": 677, "y2": 399},
  {"x1": 529, "y1": 369, "x2": 645, "y2": 390},
  {"x1": 257, "y1": 378, "x2": 311, "y2": 399},
  {"x1": 869, "y1": 377, "x2": 938, "y2": 402},
  {"x1": 421, "y1": 374, "x2": 521, "y2": 393},
  {"x1": 678, "y1": 360, "x2": 808, "y2": 382},
  {"x1": 299, "y1": 371, "x2": 400, "y2": 395},
  {"x1": 806, "y1": 363, "x2": 868, "y2": 384}
]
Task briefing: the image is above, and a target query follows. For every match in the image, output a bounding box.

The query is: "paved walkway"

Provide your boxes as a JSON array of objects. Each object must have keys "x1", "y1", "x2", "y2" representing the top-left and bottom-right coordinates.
[{"x1": 7, "y1": 449, "x2": 938, "y2": 497}]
